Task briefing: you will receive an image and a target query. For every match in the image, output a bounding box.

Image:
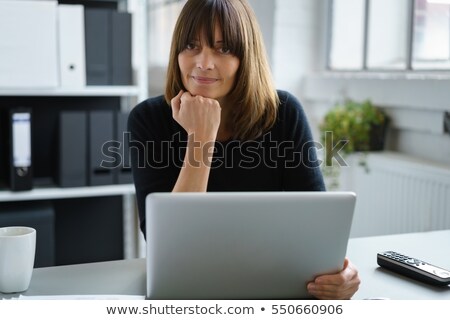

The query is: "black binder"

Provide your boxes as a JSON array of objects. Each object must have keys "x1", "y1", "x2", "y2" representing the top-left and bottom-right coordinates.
[
  {"x1": 8, "y1": 109, "x2": 33, "y2": 191},
  {"x1": 0, "y1": 110, "x2": 8, "y2": 188},
  {"x1": 115, "y1": 112, "x2": 133, "y2": 184},
  {"x1": 85, "y1": 8, "x2": 111, "y2": 85},
  {"x1": 88, "y1": 110, "x2": 115, "y2": 186},
  {"x1": 58, "y1": 111, "x2": 87, "y2": 188},
  {"x1": 111, "y1": 11, "x2": 132, "y2": 85}
]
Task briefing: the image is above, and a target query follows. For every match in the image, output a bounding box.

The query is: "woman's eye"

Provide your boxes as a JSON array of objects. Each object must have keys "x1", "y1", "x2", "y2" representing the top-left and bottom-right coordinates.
[
  {"x1": 186, "y1": 43, "x2": 197, "y2": 50},
  {"x1": 218, "y1": 47, "x2": 231, "y2": 54}
]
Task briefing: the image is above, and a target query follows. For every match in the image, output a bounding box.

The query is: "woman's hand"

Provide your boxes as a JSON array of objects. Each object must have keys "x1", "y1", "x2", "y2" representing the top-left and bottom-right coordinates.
[
  {"x1": 307, "y1": 258, "x2": 360, "y2": 300},
  {"x1": 171, "y1": 90, "x2": 221, "y2": 142},
  {"x1": 170, "y1": 90, "x2": 221, "y2": 192}
]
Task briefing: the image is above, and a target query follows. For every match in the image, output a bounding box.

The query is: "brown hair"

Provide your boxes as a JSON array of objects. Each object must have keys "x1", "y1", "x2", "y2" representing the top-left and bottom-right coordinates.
[{"x1": 165, "y1": 0, "x2": 279, "y2": 140}]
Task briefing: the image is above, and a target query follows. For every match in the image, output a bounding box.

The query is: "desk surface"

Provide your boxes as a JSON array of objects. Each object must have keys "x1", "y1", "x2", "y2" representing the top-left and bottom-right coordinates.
[
  {"x1": 2, "y1": 230, "x2": 450, "y2": 300},
  {"x1": 348, "y1": 229, "x2": 450, "y2": 300}
]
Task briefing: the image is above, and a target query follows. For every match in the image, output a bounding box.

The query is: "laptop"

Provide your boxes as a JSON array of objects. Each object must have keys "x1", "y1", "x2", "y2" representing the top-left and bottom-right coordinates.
[{"x1": 145, "y1": 191, "x2": 356, "y2": 299}]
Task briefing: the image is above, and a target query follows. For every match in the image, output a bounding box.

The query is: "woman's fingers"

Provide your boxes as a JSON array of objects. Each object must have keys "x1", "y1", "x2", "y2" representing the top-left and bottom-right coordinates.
[
  {"x1": 307, "y1": 258, "x2": 361, "y2": 300},
  {"x1": 173, "y1": 92, "x2": 221, "y2": 141},
  {"x1": 171, "y1": 90, "x2": 184, "y2": 117}
]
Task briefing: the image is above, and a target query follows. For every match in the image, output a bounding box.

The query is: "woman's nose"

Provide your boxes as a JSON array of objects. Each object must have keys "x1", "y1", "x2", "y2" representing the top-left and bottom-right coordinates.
[{"x1": 196, "y1": 48, "x2": 214, "y2": 70}]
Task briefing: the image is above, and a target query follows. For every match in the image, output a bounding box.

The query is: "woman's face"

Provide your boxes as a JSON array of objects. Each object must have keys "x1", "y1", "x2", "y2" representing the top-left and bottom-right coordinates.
[{"x1": 178, "y1": 25, "x2": 240, "y2": 105}]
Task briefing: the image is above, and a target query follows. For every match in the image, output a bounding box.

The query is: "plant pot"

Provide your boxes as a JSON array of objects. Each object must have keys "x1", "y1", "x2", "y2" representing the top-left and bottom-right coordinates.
[
  {"x1": 354, "y1": 120, "x2": 389, "y2": 152},
  {"x1": 370, "y1": 119, "x2": 389, "y2": 151}
]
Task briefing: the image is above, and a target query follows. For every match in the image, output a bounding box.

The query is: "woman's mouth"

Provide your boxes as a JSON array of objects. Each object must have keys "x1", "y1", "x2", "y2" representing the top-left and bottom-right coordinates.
[{"x1": 191, "y1": 76, "x2": 218, "y2": 85}]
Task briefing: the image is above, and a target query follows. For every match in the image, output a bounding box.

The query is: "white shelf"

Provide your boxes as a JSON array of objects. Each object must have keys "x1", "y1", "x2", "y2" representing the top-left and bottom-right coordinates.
[
  {"x1": 0, "y1": 86, "x2": 140, "y2": 97},
  {"x1": 0, "y1": 184, "x2": 135, "y2": 202}
]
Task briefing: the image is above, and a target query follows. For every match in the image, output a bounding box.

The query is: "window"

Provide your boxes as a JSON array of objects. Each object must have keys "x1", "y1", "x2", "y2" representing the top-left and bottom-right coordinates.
[
  {"x1": 367, "y1": 0, "x2": 410, "y2": 69},
  {"x1": 329, "y1": 0, "x2": 366, "y2": 70},
  {"x1": 328, "y1": 0, "x2": 450, "y2": 71},
  {"x1": 413, "y1": 0, "x2": 450, "y2": 69}
]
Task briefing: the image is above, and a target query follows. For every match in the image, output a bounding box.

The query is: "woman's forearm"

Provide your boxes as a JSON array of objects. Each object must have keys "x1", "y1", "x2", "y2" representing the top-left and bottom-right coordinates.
[{"x1": 172, "y1": 134, "x2": 216, "y2": 192}]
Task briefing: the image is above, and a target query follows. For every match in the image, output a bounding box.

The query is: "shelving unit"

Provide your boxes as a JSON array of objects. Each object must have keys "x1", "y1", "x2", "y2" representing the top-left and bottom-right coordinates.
[
  {"x1": 0, "y1": 0, "x2": 148, "y2": 264},
  {"x1": 0, "y1": 86, "x2": 140, "y2": 97},
  {"x1": 0, "y1": 184, "x2": 135, "y2": 202}
]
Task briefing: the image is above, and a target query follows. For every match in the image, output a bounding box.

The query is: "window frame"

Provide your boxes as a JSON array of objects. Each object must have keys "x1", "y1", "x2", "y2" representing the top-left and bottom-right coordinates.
[{"x1": 326, "y1": 0, "x2": 450, "y2": 73}]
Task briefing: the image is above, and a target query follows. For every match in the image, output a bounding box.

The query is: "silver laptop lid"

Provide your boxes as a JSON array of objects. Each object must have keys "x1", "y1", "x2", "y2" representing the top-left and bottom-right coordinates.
[{"x1": 145, "y1": 191, "x2": 356, "y2": 299}]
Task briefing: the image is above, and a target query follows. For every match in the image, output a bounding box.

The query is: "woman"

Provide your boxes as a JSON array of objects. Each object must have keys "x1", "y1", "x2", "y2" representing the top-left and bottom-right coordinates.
[{"x1": 129, "y1": 0, "x2": 360, "y2": 299}]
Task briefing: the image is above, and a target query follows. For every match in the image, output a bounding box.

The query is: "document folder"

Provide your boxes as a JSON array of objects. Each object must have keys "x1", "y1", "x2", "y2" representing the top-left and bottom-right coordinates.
[
  {"x1": 0, "y1": 111, "x2": 7, "y2": 188},
  {"x1": 115, "y1": 112, "x2": 133, "y2": 184},
  {"x1": 0, "y1": 0, "x2": 58, "y2": 88},
  {"x1": 58, "y1": 4, "x2": 86, "y2": 88},
  {"x1": 58, "y1": 111, "x2": 87, "y2": 188},
  {"x1": 9, "y1": 109, "x2": 33, "y2": 191},
  {"x1": 111, "y1": 11, "x2": 133, "y2": 85},
  {"x1": 85, "y1": 8, "x2": 111, "y2": 85},
  {"x1": 88, "y1": 111, "x2": 115, "y2": 186}
]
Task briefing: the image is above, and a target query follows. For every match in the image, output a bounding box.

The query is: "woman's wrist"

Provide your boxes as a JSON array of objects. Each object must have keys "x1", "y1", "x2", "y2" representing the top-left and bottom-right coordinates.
[
  {"x1": 172, "y1": 137, "x2": 214, "y2": 192},
  {"x1": 185, "y1": 133, "x2": 216, "y2": 168}
]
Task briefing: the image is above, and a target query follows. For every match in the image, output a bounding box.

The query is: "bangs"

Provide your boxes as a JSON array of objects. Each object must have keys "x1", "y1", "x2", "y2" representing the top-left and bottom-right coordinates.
[
  {"x1": 166, "y1": 0, "x2": 278, "y2": 140},
  {"x1": 176, "y1": 0, "x2": 245, "y2": 58}
]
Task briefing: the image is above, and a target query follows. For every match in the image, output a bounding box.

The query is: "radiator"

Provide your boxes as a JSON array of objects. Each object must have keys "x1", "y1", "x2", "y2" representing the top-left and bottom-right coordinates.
[{"x1": 336, "y1": 152, "x2": 450, "y2": 238}]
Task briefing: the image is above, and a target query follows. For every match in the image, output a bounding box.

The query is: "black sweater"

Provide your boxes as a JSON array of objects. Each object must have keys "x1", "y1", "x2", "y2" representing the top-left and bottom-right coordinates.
[{"x1": 128, "y1": 90, "x2": 325, "y2": 236}]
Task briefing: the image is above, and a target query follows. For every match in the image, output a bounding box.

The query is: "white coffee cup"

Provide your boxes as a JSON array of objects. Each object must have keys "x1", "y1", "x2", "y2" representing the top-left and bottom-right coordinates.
[{"x1": 0, "y1": 226, "x2": 36, "y2": 293}]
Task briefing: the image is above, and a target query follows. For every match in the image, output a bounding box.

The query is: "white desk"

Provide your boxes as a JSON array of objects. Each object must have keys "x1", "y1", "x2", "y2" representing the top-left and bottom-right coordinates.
[
  {"x1": 348, "y1": 230, "x2": 450, "y2": 300},
  {"x1": 2, "y1": 230, "x2": 450, "y2": 299}
]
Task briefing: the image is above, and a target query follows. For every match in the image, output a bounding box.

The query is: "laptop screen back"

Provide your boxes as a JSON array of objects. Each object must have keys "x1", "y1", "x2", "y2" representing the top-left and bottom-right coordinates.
[{"x1": 145, "y1": 191, "x2": 356, "y2": 299}]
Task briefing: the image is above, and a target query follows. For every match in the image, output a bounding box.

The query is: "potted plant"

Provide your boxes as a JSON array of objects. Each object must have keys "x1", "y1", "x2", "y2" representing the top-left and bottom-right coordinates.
[{"x1": 320, "y1": 99, "x2": 389, "y2": 189}]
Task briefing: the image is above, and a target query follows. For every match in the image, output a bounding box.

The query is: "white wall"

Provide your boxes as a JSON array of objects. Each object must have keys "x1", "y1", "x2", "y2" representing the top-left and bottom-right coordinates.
[
  {"x1": 243, "y1": 0, "x2": 326, "y2": 140},
  {"x1": 247, "y1": 0, "x2": 275, "y2": 64},
  {"x1": 272, "y1": 0, "x2": 324, "y2": 97},
  {"x1": 226, "y1": 0, "x2": 326, "y2": 141},
  {"x1": 270, "y1": 0, "x2": 326, "y2": 144}
]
